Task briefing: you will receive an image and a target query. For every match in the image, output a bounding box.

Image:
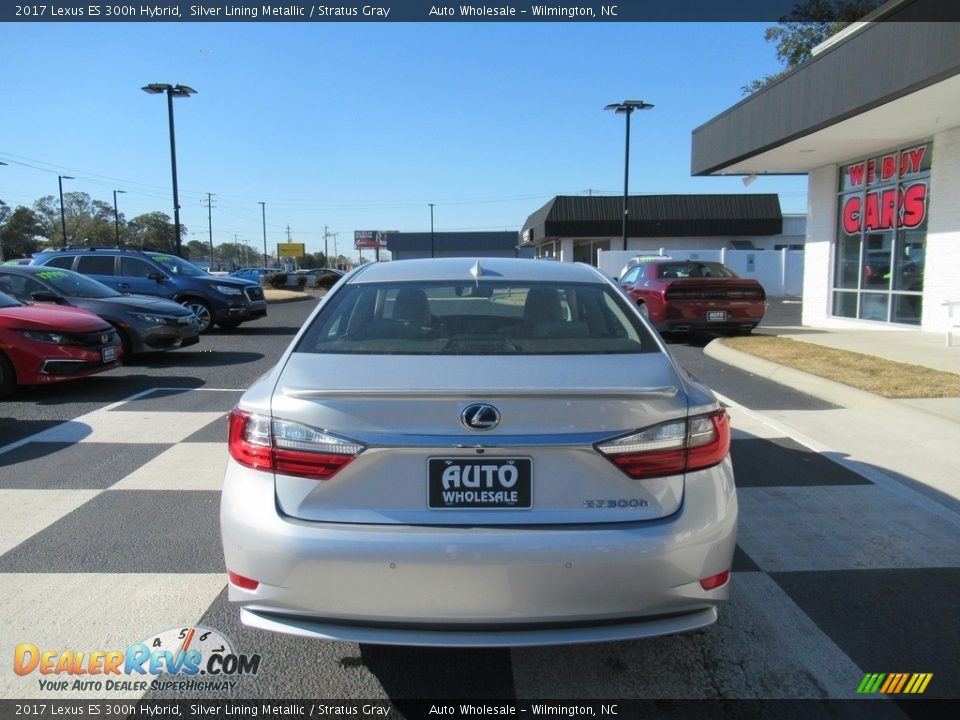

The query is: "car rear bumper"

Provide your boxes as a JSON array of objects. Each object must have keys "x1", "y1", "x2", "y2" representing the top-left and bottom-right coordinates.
[
  {"x1": 657, "y1": 303, "x2": 765, "y2": 332},
  {"x1": 220, "y1": 457, "x2": 737, "y2": 646}
]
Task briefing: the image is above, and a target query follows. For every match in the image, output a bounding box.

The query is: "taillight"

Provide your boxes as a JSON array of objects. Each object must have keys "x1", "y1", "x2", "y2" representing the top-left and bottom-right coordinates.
[
  {"x1": 665, "y1": 288, "x2": 702, "y2": 300},
  {"x1": 595, "y1": 410, "x2": 730, "y2": 479},
  {"x1": 228, "y1": 407, "x2": 364, "y2": 481}
]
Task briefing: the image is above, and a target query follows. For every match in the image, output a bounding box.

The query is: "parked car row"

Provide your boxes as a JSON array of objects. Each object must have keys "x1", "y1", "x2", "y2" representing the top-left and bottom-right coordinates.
[
  {"x1": 230, "y1": 267, "x2": 346, "y2": 291},
  {"x1": 0, "y1": 247, "x2": 270, "y2": 399},
  {"x1": 0, "y1": 290, "x2": 123, "y2": 399},
  {"x1": 31, "y1": 247, "x2": 267, "y2": 333}
]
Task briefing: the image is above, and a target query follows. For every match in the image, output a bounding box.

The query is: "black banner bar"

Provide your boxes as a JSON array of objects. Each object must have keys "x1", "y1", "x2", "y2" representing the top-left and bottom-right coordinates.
[
  {"x1": 1, "y1": 699, "x2": 959, "y2": 720},
  {"x1": 4, "y1": 1, "x2": 960, "y2": 23}
]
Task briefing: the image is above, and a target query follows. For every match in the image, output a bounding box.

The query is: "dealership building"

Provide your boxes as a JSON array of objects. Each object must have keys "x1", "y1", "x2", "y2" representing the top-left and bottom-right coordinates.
[
  {"x1": 519, "y1": 194, "x2": 804, "y2": 262},
  {"x1": 691, "y1": 0, "x2": 959, "y2": 332}
]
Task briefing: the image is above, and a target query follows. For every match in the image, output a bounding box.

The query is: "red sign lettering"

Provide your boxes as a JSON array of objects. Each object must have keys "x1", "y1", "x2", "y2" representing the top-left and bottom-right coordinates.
[
  {"x1": 843, "y1": 196, "x2": 861, "y2": 234},
  {"x1": 841, "y1": 181, "x2": 927, "y2": 233},
  {"x1": 901, "y1": 146, "x2": 926, "y2": 176},
  {"x1": 881, "y1": 154, "x2": 897, "y2": 181},
  {"x1": 901, "y1": 182, "x2": 927, "y2": 228},
  {"x1": 848, "y1": 164, "x2": 866, "y2": 187},
  {"x1": 845, "y1": 144, "x2": 928, "y2": 187}
]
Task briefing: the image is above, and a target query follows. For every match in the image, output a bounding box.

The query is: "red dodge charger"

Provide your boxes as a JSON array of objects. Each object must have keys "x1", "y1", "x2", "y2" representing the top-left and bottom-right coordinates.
[{"x1": 619, "y1": 259, "x2": 766, "y2": 335}]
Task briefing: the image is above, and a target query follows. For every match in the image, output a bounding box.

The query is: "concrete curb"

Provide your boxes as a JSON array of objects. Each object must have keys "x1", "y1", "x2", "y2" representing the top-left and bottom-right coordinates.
[
  {"x1": 263, "y1": 292, "x2": 318, "y2": 305},
  {"x1": 703, "y1": 339, "x2": 894, "y2": 410}
]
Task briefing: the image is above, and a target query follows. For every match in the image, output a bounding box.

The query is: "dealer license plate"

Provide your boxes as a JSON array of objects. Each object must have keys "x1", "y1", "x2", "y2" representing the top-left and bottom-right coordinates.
[
  {"x1": 102, "y1": 346, "x2": 117, "y2": 363},
  {"x1": 707, "y1": 310, "x2": 727, "y2": 322},
  {"x1": 428, "y1": 458, "x2": 532, "y2": 509}
]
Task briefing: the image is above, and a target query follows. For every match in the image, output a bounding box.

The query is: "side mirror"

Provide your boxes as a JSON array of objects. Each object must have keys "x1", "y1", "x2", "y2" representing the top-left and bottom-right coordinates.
[
  {"x1": 147, "y1": 272, "x2": 168, "y2": 282},
  {"x1": 31, "y1": 291, "x2": 63, "y2": 303}
]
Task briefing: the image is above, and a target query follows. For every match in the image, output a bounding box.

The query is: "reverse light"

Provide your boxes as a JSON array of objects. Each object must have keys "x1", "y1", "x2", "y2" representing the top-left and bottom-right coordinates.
[
  {"x1": 596, "y1": 410, "x2": 730, "y2": 479},
  {"x1": 228, "y1": 407, "x2": 364, "y2": 481}
]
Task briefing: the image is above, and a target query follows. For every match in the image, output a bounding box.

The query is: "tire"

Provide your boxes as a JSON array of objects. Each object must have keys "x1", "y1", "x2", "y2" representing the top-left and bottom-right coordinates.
[
  {"x1": 636, "y1": 302, "x2": 650, "y2": 319},
  {"x1": 113, "y1": 325, "x2": 134, "y2": 358},
  {"x1": 217, "y1": 320, "x2": 241, "y2": 331},
  {"x1": 0, "y1": 351, "x2": 16, "y2": 400},
  {"x1": 733, "y1": 326, "x2": 755, "y2": 336},
  {"x1": 180, "y1": 298, "x2": 214, "y2": 333}
]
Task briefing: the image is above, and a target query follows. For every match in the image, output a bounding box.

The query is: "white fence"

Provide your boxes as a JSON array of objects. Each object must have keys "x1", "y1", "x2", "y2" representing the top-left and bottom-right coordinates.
[{"x1": 597, "y1": 248, "x2": 804, "y2": 297}]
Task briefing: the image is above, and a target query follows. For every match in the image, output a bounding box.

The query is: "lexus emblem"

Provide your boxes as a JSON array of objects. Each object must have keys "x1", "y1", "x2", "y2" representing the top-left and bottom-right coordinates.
[{"x1": 461, "y1": 403, "x2": 501, "y2": 431}]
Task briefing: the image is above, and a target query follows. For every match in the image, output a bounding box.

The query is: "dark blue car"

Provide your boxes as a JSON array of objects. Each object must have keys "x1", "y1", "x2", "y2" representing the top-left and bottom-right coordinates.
[{"x1": 32, "y1": 248, "x2": 267, "y2": 332}]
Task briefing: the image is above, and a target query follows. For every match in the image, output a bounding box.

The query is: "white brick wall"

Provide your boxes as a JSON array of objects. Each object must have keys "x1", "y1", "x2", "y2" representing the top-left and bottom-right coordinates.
[
  {"x1": 802, "y1": 165, "x2": 838, "y2": 326},
  {"x1": 922, "y1": 126, "x2": 960, "y2": 333}
]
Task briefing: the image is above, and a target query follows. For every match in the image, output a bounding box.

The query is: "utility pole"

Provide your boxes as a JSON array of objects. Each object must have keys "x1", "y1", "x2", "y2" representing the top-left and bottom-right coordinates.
[
  {"x1": 203, "y1": 193, "x2": 215, "y2": 269},
  {"x1": 323, "y1": 226, "x2": 332, "y2": 267}
]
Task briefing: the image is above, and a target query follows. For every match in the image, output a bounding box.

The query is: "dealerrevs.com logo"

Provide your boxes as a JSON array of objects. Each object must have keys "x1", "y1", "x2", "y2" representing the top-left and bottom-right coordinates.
[{"x1": 14, "y1": 626, "x2": 261, "y2": 693}]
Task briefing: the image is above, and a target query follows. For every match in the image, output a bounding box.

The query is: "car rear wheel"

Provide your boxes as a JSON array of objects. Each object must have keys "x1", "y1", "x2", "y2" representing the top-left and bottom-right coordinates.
[
  {"x1": 636, "y1": 301, "x2": 650, "y2": 319},
  {"x1": 0, "y1": 352, "x2": 16, "y2": 399},
  {"x1": 180, "y1": 299, "x2": 214, "y2": 333}
]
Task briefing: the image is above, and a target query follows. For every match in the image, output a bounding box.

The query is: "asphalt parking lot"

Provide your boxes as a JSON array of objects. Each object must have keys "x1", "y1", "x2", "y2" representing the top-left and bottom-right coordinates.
[{"x1": 1, "y1": 297, "x2": 957, "y2": 716}]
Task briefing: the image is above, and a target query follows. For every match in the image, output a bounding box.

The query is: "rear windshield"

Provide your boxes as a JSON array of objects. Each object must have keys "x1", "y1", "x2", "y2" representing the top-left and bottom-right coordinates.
[
  {"x1": 295, "y1": 281, "x2": 658, "y2": 355},
  {"x1": 656, "y1": 262, "x2": 737, "y2": 279}
]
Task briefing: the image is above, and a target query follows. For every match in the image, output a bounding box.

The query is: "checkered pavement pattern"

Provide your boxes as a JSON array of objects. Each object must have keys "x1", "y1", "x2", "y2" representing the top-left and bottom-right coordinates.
[{"x1": 1, "y1": 388, "x2": 958, "y2": 701}]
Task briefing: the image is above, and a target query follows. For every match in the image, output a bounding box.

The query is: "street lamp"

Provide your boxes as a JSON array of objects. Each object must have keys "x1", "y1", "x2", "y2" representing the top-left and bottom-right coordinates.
[
  {"x1": 604, "y1": 100, "x2": 653, "y2": 251},
  {"x1": 58, "y1": 175, "x2": 74, "y2": 247},
  {"x1": 112, "y1": 190, "x2": 127, "y2": 246},
  {"x1": 259, "y1": 201, "x2": 267, "y2": 268},
  {"x1": 142, "y1": 83, "x2": 196, "y2": 257},
  {"x1": 429, "y1": 203, "x2": 435, "y2": 258}
]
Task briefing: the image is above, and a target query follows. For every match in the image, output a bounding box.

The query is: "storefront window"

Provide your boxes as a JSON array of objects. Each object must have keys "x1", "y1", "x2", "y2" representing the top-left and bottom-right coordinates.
[
  {"x1": 833, "y1": 290, "x2": 857, "y2": 319},
  {"x1": 536, "y1": 241, "x2": 557, "y2": 259},
  {"x1": 833, "y1": 142, "x2": 930, "y2": 325},
  {"x1": 572, "y1": 239, "x2": 610, "y2": 267},
  {"x1": 834, "y1": 206, "x2": 862, "y2": 290}
]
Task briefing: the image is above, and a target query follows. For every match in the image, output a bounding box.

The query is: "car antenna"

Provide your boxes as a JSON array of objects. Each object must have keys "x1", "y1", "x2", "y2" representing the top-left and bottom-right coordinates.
[{"x1": 469, "y1": 260, "x2": 483, "y2": 287}]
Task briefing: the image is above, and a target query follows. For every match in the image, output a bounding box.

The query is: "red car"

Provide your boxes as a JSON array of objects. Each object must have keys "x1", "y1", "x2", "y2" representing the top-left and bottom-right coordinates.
[
  {"x1": 619, "y1": 259, "x2": 766, "y2": 335},
  {"x1": 0, "y1": 291, "x2": 123, "y2": 399}
]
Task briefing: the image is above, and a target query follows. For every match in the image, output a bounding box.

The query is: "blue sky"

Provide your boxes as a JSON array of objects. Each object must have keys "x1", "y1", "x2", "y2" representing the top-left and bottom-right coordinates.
[{"x1": 0, "y1": 22, "x2": 807, "y2": 259}]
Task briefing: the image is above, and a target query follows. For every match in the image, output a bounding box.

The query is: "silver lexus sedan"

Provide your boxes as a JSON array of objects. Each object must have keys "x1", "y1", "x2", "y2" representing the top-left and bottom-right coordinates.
[{"x1": 221, "y1": 258, "x2": 737, "y2": 647}]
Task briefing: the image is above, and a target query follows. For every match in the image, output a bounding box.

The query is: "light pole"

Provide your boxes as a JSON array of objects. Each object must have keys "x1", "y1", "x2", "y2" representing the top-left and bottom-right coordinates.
[
  {"x1": 142, "y1": 83, "x2": 196, "y2": 257},
  {"x1": 206, "y1": 193, "x2": 215, "y2": 269},
  {"x1": 112, "y1": 190, "x2": 127, "y2": 246},
  {"x1": 259, "y1": 201, "x2": 267, "y2": 268},
  {"x1": 604, "y1": 100, "x2": 653, "y2": 251},
  {"x1": 429, "y1": 203, "x2": 435, "y2": 258},
  {"x1": 58, "y1": 175, "x2": 74, "y2": 247},
  {"x1": 0, "y1": 161, "x2": 6, "y2": 261}
]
